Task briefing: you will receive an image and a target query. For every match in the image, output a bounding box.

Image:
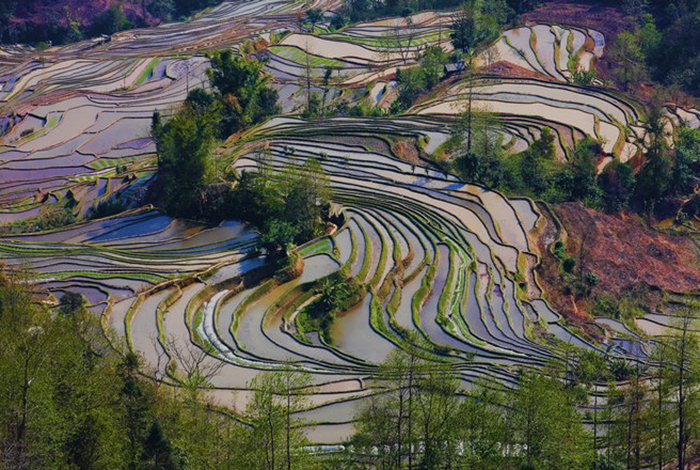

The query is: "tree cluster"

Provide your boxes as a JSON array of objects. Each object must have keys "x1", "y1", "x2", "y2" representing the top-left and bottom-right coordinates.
[
  {"x1": 297, "y1": 271, "x2": 364, "y2": 342},
  {"x1": 0, "y1": 267, "x2": 320, "y2": 470},
  {"x1": 345, "y1": 324, "x2": 700, "y2": 470},
  {"x1": 232, "y1": 157, "x2": 331, "y2": 257},
  {"x1": 392, "y1": 46, "x2": 449, "y2": 113},
  {"x1": 452, "y1": 104, "x2": 700, "y2": 218},
  {"x1": 611, "y1": 0, "x2": 700, "y2": 96},
  {"x1": 450, "y1": 0, "x2": 531, "y2": 53},
  {"x1": 152, "y1": 52, "x2": 280, "y2": 219}
]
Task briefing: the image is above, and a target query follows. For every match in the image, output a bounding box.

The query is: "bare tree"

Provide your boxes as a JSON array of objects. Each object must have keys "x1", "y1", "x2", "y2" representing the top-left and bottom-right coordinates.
[
  {"x1": 377, "y1": 31, "x2": 397, "y2": 69},
  {"x1": 395, "y1": 15, "x2": 417, "y2": 65},
  {"x1": 165, "y1": 336, "x2": 225, "y2": 390},
  {"x1": 663, "y1": 307, "x2": 700, "y2": 470},
  {"x1": 483, "y1": 44, "x2": 500, "y2": 68}
]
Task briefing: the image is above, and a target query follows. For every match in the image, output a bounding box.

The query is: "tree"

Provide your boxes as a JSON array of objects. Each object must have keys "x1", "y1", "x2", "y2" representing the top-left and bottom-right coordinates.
[
  {"x1": 143, "y1": 421, "x2": 181, "y2": 470},
  {"x1": 622, "y1": 0, "x2": 650, "y2": 22},
  {"x1": 57, "y1": 291, "x2": 86, "y2": 316},
  {"x1": 0, "y1": 272, "x2": 57, "y2": 469},
  {"x1": 569, "y1": 138, "x2": 602, "y2": 204},
  {"x1": 451, "y1": 0, "x2": 483, "y2": 52},
  {"x1": 395, "y1": 15, "x2": 417, "y2": 65},
  {"x1": 155, "y1": 98, "x2": 217, "y2": 217},
  {"x1": 599, "y1": 161, "x2": 635, "y2": 213},
  {"x1": 415, "y1": 366, "x2": 461, "y2": 469},
  {"x1": 90, "y1": 6, "x2": 132, "y2": 36},
  {"x1": 393, "y1": 67, "x2": 427, "y2": 111},
  {"x1": 353, "y1": 347, "x2": 426, "y2": 468},
  {"x1": 661, "y1": 307, "x2": 700, "y2": 469},
  {"x1": 419, "y1": 46, "x2": 448, "y2": 89},
  {"x1": 259, "y1": 219, "x2": 299, "y2": 257},
  {"x1": 148, "y1": 0, "x2": 177, "y2": 22},
  {"x1": 671, "y1": 127, "x2": 700, "y2": 196},
  {"x1": 456, "y1": 107, "x2": 505, "y2": 187},
  {"x1": 647, "y1": 341, "x2": 674, "y2": 470},
  {"x1": 609, "y1": 32, "x2": 645, "y2": 90},
  {"x1": 635, "y1": 105, "x2": 672, "y2": 211},
  {"x1": 510, "y1": 372, "x2": 592, "y2": 469},
  {"x1": 244, "y1": 368, "x2": 313, "y2": 470},
  {"x1": 306, "y1": 8, "x2": 323, "y2": 33},
  {"x1": 279, "y1": 158, "x2": 331, "y2": 242},
  {"x1": 575, "y1": 351, "x2": 609, "y2": 453},
  {"x1": 616, "y1": 368, "x2": 650, "y2": 469},
  {"x1": 460, "y1": 381, "x2": 509, "y2": 468},
  {"x1": 165, "y1": 336, "x2": 225, "y2": 393},
  {"x1": 517, "y1": 127, "x2": 557, "y2": 196},
  {"x1": 229, "y1": 156, "x2": 330, "y2": 256},
  {"x1": 118, "y1": 352, "x2": 155, "y2": 469},
  {"x1": 206, "y1": 50, "x2": 280, "y2": 138}
]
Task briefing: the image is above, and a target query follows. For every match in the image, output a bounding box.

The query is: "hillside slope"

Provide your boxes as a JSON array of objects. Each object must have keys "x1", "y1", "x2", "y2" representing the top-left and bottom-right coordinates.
[{"x1": 0, "y1": 0, "x2": 218, "y2": 45}]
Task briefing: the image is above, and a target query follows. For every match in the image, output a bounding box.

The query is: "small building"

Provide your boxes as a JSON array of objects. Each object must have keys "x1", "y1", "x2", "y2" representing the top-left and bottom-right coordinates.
[{"x1": 444, "y1": 61, "x2": 467, "y2": 75}]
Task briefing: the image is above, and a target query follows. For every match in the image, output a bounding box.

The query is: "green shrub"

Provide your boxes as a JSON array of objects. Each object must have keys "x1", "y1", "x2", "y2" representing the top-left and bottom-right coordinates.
[
  {"x1": 298, "y1": 273, "x2": 365, "y2": 342},
  {"x1": 1, "y1": 207, "x2": 76, "y2": 234},
  {"x1": 562, "y1": 257, "x2": 576, "y2": 273},
  {"x1": 88, "y1": 198, "x2": 128, "y2": 220}
]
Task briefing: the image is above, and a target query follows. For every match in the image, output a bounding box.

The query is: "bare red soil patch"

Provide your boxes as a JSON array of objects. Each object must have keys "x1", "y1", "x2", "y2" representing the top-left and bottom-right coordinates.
[
  {"x1": 555, "y1": 202, "x2": 700, "y2": 295},
  {"x1": 520, "y1": 1, "x2": 631, "y2": 41},
  {"x1": 480, "y1": 61, "x2": 550, "y2": 80},
  {"x1": 391, "y1": 138, "x2": 422, "y2": 165}
]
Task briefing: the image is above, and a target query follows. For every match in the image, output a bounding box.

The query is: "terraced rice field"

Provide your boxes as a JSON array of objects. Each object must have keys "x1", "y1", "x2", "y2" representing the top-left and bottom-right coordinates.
[
  {"x1": 0, "y1": 0, "x2": 337, "y2": 223},
  {"x1": 3, "y1": 0, "x2": 700, "y2": 444},
  {"x1": 481, "y1": 24, "x2": 603, "y2": 82},
  {"x1": 97, "y1": 116, "x2": 595, "y2": 441},
  {"x1": 413, "y1": 77, "x2": 642, "y2": 159}
]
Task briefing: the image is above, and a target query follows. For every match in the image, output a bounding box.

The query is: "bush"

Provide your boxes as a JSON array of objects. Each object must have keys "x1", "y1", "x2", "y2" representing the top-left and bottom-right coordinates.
[
  {"x1": 88, "y1": 198, "x2": 128, "y2": 220},
  {"x1": 89, "y1": 6, "x2": 132, "y2": 37},
  {"x1": 572, "y1": 68, "x2": 596, "y2": 85},
  {"x1": 562, "y1": 257, "x2": 576, "y2": 273},
  {"x1": 298, "y1": 273, "x2": 364, "y2": 342},
  {"x1": 1, "y1": 207, "x2": 76, "y2": 234}
]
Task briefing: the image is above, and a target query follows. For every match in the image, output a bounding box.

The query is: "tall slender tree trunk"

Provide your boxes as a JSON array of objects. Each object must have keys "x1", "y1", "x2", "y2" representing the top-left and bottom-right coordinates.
[
  {"x1": 16, "y1": 350, "x2": 31, "y2": 467},
  {"x1": 656, "y1": 360, "x2": 664, "y2": 470},
  {"x1": 593, "y1": 390, "x2": 598, "y2": 454},
  {"x1": 287, "y1": 390, "x2": 291, "y2": 470},
  {"x1": 677, "y1": 322, "x2": 687, "y2": 470},
  {"x1": 408, "y1": 364, "x2": 414, "y2": 469},
  {"x1": 467, "y1": 74, "x2": 473, "y2": 152},
  {"x1": 396, "y1": 393, "x2": 403, "y2": 468}
]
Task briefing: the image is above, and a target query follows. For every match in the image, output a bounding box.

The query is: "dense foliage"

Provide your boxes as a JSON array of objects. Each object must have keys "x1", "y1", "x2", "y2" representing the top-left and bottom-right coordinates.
[
  {"x1": 0, "y1": 207, "x2": 77, "y2": 235},
  {"x1": 205, "y1": 50, "x2": 281, "y2": 139},
  {"x1": 452, "y1": 104, "x2": 700, "y2": 218},
  {"x1": 153, "y1": 52, "x2": 280, "y2": 219},
  {"x1": 391, "y1": 46, "x2": 449, "y2": 113},
  {"x1": 297, "y1": 271, "x2": 365, "y2": 342},
  {"x1": 0, "y1": 269, "x2": 319, "y2": 470},
  {"x1": 611, "y1": 0, "x2": 700, "y2": 96},
  {"x1": 232, "y1": 158, "x2": 331, "y2": 256}
]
